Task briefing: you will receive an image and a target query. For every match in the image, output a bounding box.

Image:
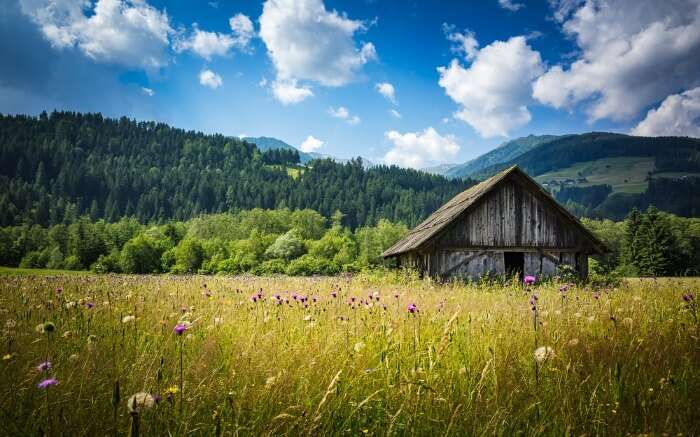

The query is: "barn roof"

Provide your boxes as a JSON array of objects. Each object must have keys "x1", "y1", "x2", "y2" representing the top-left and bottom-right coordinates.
[{"x1": 382, "y1": 165, "x2": 607, "y2": 257}]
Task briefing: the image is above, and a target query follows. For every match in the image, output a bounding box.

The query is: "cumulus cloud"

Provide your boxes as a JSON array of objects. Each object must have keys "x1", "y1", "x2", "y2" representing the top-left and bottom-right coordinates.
[
  {"x1": 383, "y1": 127, "x2": 460, "y2": 169},
  {"x1": 438, "y1": 35, "x2": 544, "y2": 138},
  {"x1": 175, "y1": 13, "x2": 254, "y2": 60},
  {"x1": 442, "y1": 24, "x2": 479, "y2": 61},
  {"x1": 199, "y1": 69, "x2": 223, "y2": 89},
  {"x1": 631, "y1": 87, "x2": 700, "y2": 137},
  {"x1": 259, "y1": 0, "x2": 376, "y2": 104},
  {"x1": 534, "y1": 0, "x2": 700, "y2": 122},
  {"x1": 270, "y1": 79, "x2": 313, "y2": 104},
  {"x1": 389, "y1": 109, "x2": 401, "y2": 119},
  {"x1": 498, "y1": 0, "x2": 525, "y2": 12},
  {"x1": 20, "y1": 0, "x2": 173, "y2": 69},
  {"x1": 300, "y1": 135, "x2": 324, "y2": 153},
  {"x1": 375, "y1": 82, "x2": 397, "y2": 104},
  {"x1": 328, "y1": 106, "x2": 361, "y2": 125},
  {"x1": 141, "y1": 87, "x2": 154, "y2": 96}
]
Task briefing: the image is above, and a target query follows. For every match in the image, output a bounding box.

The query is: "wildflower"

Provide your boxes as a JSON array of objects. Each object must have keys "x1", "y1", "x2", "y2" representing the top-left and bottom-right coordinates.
[
  {"x1": 592, "y1": 292, "x2": 600, "y2": 300},
  {"x1": 37, "y1": 378, "x2": 59, "y2": 389},
  {"x1": 126, "y1": 392, "x2": 155, "y2": 414},
  {"x1": 214, "y1": 317, "x2": 223, "y2": 325},
  {"x1": 682, "y1": 293, "x2": 695, "y2": 302},
  {"x1": 36, "y1": 361, "x2": 52, "y2": 372},
  {"x1": 265, "y1": 376, "x2": 277, "y2": 389},
  {"x1": 533, "y1": 346, "x2": 554, "y2": 363},
  {"x1": 529, "y1": 294, "x2": 538, "y2": 311},
  {"x1": 354, "y1": 341, "x2": 366, "y2": 352},
  {"x1": 173, "y1": 323, "x2": 189, "y2": 336},
  {"x1": 559, "y1": 284, "x2": 569, "y2": 293},
  {"x1": 407, "y1": 303, "x2": 418, "y2": 314},
  {"x1": 5, "y1": 319, "x2": 16, "y2": 329},
  {"x1": 2, "y1": 353, "x2": 14, "y2": 361},
  {"x1": 331, "y1": 291, "x2": 337, "y2": 298},
  {"x1": 524, "y1": 275, "x2": 536, "y2": 285},
  {"x1": 122, "y1": 315, "x2": 136, "y2": 324},
  {"x1": 85, "y1": 301, "x2": 95, "y2": 309},
  {"x1": 55, "y1": 287, "x2": 63, "y2": 295},
  {"x1": 35, "y1": 322, "x2": 55, "y2": 334}
]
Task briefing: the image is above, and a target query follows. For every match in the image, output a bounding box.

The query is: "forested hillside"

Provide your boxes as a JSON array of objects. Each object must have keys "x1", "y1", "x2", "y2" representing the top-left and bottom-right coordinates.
[{"x1": 0, "y1": 112, "x2": 473, "y2": 228}]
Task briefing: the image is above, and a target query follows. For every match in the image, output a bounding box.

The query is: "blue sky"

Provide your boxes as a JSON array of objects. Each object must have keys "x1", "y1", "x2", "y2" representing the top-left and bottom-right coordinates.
[{"x1": 1, "y1": 0, "x2": 699, "y2": 168}]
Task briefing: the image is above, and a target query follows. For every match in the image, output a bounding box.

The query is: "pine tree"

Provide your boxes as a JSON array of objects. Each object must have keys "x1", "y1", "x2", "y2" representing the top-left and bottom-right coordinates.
[
  {"x1": 636, "y1": 206, "x2": 672, "y2": 276},
  {"x1": 622, "y1": 208, "x2": 642, "y2": 273}
]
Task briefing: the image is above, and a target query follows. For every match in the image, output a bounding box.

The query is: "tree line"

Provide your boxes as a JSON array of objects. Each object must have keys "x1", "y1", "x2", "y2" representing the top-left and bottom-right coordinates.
[
  {"x1": 0, "y1": 209, "x2": 408, "y2": 275},
  {"x1": 0, "y1": 111, "x2": 473, "y2": 229}
]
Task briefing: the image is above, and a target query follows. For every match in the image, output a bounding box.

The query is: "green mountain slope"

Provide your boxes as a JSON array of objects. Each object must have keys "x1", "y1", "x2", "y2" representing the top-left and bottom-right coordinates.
[
  {"x1": 0, "y1": 112, "x2": 473, "y2": 228},
  {"x1": 445, "y1": 134, "x2": 564, "y2": 178},
  {"x1": 471, "y1": 132, "x2": 700, "y2": 219}
]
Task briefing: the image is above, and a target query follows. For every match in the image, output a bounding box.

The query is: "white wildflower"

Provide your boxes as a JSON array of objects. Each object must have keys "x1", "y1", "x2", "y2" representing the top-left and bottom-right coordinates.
[
  {"x1": 122, "y1": 315, "x2": 136, "y2": 324},
  {"x1": 354, "y1": 341, "x2": 366, "y2": 352},
  {"x1": 534, "y1": 346, "x2": 555, "y2": 363},
  {"x1": 127, "y1": 392, "x2": 155, "y2": 414}
]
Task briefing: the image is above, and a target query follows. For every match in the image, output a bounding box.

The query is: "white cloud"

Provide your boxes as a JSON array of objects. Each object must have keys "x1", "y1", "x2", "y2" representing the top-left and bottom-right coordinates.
[
  {"x1": 199, "y1": 69, "x2": 223, "y2": 89},
  {"x1": 175, "y1": 13, "x2": 254, "y2": 60},
  {"x1": 389, "y1": 109, "x2": 401, "y2": 119},
  {"x1": 229, "y1": 14, "x2": 255, "y2": 49},
  {"x1": 534, "y1": 0, "x2": 700, "y2": 122},
  {"x1": 383, "y1": 127, "x2": 460, "y2": 169},
  {"x1": 438, "y1": 36, "x2": 544, "y2": 138},
  {"x1": 498, "y1": 0, "x2": 525, "y2": 11},
  {"x1": 259, "y1": 0, "x2": 376, "y2": 104},
  {"x1": 443, "y1": 24, "x2": 479, "y2": 61},
  {"x1": 141, "y1": 87, "x2": 154, "y2": 96},
  {"x1": 328, "y1": 106, "x2": 349, "y2": 119},
  {"x1": 20, "y1": 0, "x2": 173, "y2": 69},
  {"x1": 270, "y1": 79, "x2": 313, "y2": 104},
  {"x1": 631, "y1": 87, "x2": 700, "y2": 137},
  {"x1": 328, "y1": 106, "x2": 361, "y2": 125},
  {"x1": 375, "y1": 82, "x2": 397, "y2": 104},
  {"x1": 300, "y1": 135, "x2": 324, "y2": 153}
]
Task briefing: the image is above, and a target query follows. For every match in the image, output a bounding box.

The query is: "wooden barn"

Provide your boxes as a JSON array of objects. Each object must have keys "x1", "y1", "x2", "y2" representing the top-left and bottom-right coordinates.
[{"x1": 382, "y1": 166, "x2": 606, "y2": 281}]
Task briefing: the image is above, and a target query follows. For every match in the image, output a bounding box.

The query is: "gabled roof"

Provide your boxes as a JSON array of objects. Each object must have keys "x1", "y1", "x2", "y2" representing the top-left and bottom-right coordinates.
[{"x1": 382, "y1": 165, "x2": 607, "y2": 257}]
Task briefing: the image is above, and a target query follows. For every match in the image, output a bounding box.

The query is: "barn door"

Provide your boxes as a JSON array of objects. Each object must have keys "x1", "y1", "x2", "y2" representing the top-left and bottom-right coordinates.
[{"x1": 504, "y1": 252, "x2": 524, "y2": 281}]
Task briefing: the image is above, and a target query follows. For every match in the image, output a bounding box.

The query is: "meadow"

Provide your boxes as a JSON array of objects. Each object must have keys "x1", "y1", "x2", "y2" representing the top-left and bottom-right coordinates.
[{"x1": 0, "y1": 271, "x2": 698, "y2": 436}]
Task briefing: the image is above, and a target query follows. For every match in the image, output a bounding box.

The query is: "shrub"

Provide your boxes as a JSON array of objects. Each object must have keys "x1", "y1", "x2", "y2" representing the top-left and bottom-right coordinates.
[{"x1": 285, "y1": 254, "x2": 340, "y2": 276}]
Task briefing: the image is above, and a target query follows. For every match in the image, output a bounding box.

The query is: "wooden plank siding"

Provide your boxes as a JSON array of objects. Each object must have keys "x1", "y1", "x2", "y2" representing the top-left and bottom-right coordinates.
[
  {"x1": 388, "y1": 166, "x2": 606, "y2": 281},
  {"x1": 433, "y1": 179, "x2": 594, "y2": 251}
]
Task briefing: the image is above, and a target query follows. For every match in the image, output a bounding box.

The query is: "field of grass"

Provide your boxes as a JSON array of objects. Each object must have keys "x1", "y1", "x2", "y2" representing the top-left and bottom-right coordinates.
[
  {"x1": 535, "y1": 157, "x2": 655, "y2": 193},
  {"x1": 1, "y1": 272, "x2": 698, "y2": 435}
]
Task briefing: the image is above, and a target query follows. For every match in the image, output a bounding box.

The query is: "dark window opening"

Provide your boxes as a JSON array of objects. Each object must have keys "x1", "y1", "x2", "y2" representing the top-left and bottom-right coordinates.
[{"x1": 504, "y1": 251, "x2": 524, "y2": 280}]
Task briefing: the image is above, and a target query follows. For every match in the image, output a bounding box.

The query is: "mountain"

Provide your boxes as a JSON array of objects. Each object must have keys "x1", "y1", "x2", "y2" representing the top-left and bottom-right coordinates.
[
  {"x1": 422, "y1": 163, "x2": 458, "y2": 176},
  {"x1": 472, "y1": 132, "x2": 700, "y2": 219},
  {"x1": 445, "y1": 134, "x2": 564, "y2": 179},
  {"x1": 243, "y1": 136, "x2": 315, "y2": 163},
  {"x1": 244, "y1": 136, "x2": 375, "y2": 168},
  {"x1": 0, "y1": 111, "x2": 472, "y2": 228}
]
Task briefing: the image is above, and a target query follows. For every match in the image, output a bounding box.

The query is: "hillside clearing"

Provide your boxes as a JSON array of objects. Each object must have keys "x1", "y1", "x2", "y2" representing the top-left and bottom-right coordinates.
[{"x1": 535, "y1": 157, "x2": 655, "y2": 193}]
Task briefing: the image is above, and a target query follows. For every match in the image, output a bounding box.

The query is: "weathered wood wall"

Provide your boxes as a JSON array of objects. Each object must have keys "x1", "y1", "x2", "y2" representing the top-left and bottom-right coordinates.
[
  {"x1": 398, "y1": 249, "x2": 588, "y2": 281},
  {"x1": 396, "y1": 174, "x2": 596, "y2": 281},
  {"x1": 433, "y1": 178, "x2": 594, "y2": 251}
]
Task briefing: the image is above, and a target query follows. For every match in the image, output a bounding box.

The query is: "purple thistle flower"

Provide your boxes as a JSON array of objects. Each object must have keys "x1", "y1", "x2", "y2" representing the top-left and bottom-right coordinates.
[
  {"x1": 682, "y1": 293, "x2": 695, "y2": 302},
  {"x1": 529, "y1": 294, "x2": 538, "y2": 311},
  {"x1": 592, "y1": 292, "x2": 600, "y2": 300},
  {"x1": 250, "y1": 295, "x2": 258, "y2": 303},
  {"x1": 394, "y1": 293, "x2": 399, "y2": 299},
  {"x1": 153, "y1": 393, "x2": 162, "y2": 404},
  {"x1": 36, "y1": 361, "x2": 52, "y2": 372},
  {"x1": 559, "y1": 284, "x2": 569, "y2": 293},
  {"x1": 407, "y1": 303, "x2": 418, "y2": 314},
  {"x1": 331, "y1": 291, "x2": 337, "y2": 298},
  {"x1": 55, "y1": 287, "x2": 63, "y2": 295},
  {"x1": 85, "y1": 301, "x2": 95, "y2": 309},
  {"x1": 37, "y1": 378, "x2": 59, "y2": 389},
  {"x1": 524, "y1": 275, "x2": 536, "y2": 285},
  {"x1": 350, "y1": 297, "x2": 356, "y2": 303},
  {"x1": 173, "y1": 323, "x2": 188, "y2": 336}
]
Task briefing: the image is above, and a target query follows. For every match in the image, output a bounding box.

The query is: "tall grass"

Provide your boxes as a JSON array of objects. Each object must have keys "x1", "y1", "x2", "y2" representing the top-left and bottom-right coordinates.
[{"x1": 0, "y1": 272, "x2": 698, "y2": 435}]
